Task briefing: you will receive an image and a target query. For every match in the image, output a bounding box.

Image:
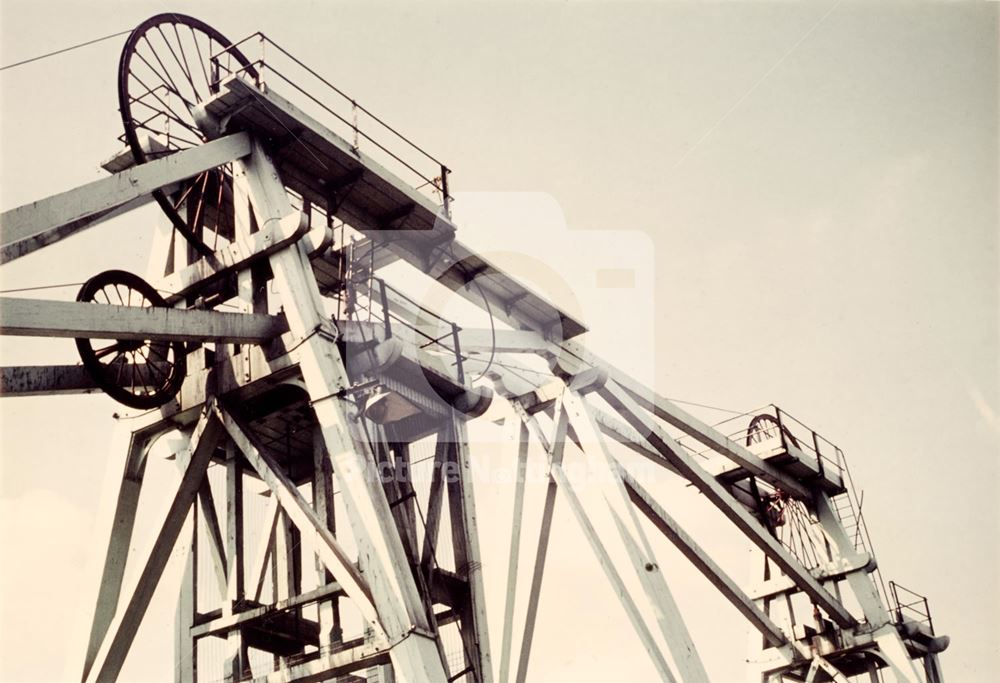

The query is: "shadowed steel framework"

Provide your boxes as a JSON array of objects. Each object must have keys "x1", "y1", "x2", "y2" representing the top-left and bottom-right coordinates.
[{"x1": 0, "y1": 13, "x2": 949, "y2": 683}]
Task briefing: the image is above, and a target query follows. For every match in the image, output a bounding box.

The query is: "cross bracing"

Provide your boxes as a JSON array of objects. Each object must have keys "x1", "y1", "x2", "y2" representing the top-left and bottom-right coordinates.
[{"x1": 0, "y1": 13, "x2": 948, "y2": 683}]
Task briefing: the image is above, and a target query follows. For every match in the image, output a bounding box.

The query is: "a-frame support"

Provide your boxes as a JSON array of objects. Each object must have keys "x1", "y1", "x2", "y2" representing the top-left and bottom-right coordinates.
[
  {"x1": 78, "y1": 135, "x2": 499, "y2": 683},
  {"x1": 0, "y1": 47, "x2": 935, "y2": 678}
]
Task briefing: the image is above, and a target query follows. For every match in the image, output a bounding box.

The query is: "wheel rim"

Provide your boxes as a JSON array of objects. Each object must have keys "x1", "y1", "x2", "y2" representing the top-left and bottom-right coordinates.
[
  {"x1": 75, "y1": 270, "x2": 187, "y2": 409},
  {"x1": 117, "y1": 13, "x2": 258, "y2": 257},
  {"x1": 776, "y1": 497, "x2": 825, "y2": 570}
]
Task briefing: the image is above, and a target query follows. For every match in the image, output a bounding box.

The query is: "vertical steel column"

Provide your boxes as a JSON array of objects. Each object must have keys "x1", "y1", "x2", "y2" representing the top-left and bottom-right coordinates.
[
  {"x1": 497, "y1": 419, "x2": 529, "y2": 683},
  {"x1": 224, "y1": 442, "x2": 247, "y2": 681},
  {"x1": 813, "y1": 494, "x2": 922, "y2": 682},
  {"x1": 175, "y1": 507, "x2": 198, "y2": 683},
  {"x1": 313, "y1": 426, "x2": 342, "y2": 651}
]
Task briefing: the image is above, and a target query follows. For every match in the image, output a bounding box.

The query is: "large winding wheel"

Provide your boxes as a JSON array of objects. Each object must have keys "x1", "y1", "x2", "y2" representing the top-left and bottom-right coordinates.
[
  {"x1": 118, "y1": 13, "x2": 258, "y2": 256},
  {"x1": 75, "y1": 270, "x2": 187, "y2": 409},
  {"x1": 76, "y1": 15, "x2": 254, "y2": 407}
]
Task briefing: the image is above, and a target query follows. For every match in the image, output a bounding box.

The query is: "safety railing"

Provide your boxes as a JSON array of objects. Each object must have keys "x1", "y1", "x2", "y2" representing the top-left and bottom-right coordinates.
[
  {"x1": 674, "y1": 406, "x2": 762, "y2": 462},
  {"x1": 675, "y1": 404, "x2": 845, "y2": 485},
  {"x1": 836, "y1": 469, "x2": 891, "y2": 610},
  {"x1": 889, "y1": 581, "x2": 936, "y2": 635},
  {"x1": 349, "y1": 271, "x2": 467, "y2": 386},
  {"x1": 209, "y1": 32, "x2": 453, "y2": 215},
  {"x1": 673, "y1": 401, "x2": 900, "y2": 616}
]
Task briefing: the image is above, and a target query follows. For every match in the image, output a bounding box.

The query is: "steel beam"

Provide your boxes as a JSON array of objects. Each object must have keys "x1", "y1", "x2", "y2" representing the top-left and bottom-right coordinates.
[
  {"x1": 206, "y1": 78, "x2": 586, "y2": 341},
  {"x1": 81, "y1": 413, "x2": 174, "y2": 681},
  {"x1": 514, "y1": 393, "x2": 569, "y2": 683},
  {"x1": 551, "y1": 462, "x2": 677, "y2": 682},
  {"x1": 313, "y1": 427, "x2": 342, "y2": 650},
  {"x1": 871, "y1": 625, "x2": 923, "y2": 682},
  {"x1": 622, "y1": 471, "x2": 787, "y2": 648},
  {"x1": 156, "y1": 201, "x2": 311, "y2": 305},
  {"x1": 1, "y1": 194, "x2": 161, "y2": 264},
  {"x1": 223, "y1": 442, "x2": 248, "y2": 683},
  {"x1": 175, "y1": 515, "x2": 197, "y2": 683},
  {"x1": 813, "y1": 494, "x2": 892, "y2": 627},
  {"x1": 173, "y1": 442, "x2": 229, "y2": 599},
  {"x1": 749, "y1": 552, "x2": 875, "y2": 602},
  {"x1": 557, "y1": 342, "x2": 810, "y2": 499},
  {"x1": 248, "y1": 497, "x2": 280, "y2": 603},
  {"x1": 813, "y1": 495, "x2": 923, "y2": 680},
  {"x1": 444, "y1": 414, "x2": 493, "y2": 683},
  {"x1": 85, "y1": 404, "x2": 223, "y2": 683},
  {"x1": 0, "y1": 133, "x2": 251, "y2": 263},
  {"x1": 225, "y1": 442, "x2": 245, "y2": 608},
  {"x1": 0, "y1": 297, "x2": 287, "y2": 342},
  {"x1": 0, "y1": 364, "x2": 98, "y2": 396},
  {"x1": 419, "y1": 426, "x2": 449, "y2": 578},
  {"x1": 561, "y1": 388, "x2": 709, "y2": 682},
  {"x1": 599, "y1": 380, "x2": 857, "y2": 629},
  {"x1": 82, "y1": 427, "x2": 149, "y2": 680},
  {"x1": 216, "y1": 406, "x2": 377, "y2": 625},
  {"x1": 191, "y1": 581, "x2": 344, "y2": 639},
  {"x1": 498, "y1": 418, "x2": 529, "y2": 683}
]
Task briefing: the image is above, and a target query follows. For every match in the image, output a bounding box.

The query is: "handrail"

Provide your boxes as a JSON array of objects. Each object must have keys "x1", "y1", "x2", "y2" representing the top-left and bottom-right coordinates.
[
  {"x1": 676, "y1": 403, "x2": 846, "y2": 484},
  {"x1": 351, "y1": 274, "x2": 468, "y2": 384},
  {"x1": 208, "y1": 32, "x2": 453, "y2": 214},
  {"x1": 889, "y1": 580, "x2": 935, "y2": 635}
]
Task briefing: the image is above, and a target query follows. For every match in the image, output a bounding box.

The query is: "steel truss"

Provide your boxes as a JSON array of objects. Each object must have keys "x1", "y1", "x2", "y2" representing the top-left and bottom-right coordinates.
[{"x1": 0, "y1": 13, "x2": 948, "y2": 683}]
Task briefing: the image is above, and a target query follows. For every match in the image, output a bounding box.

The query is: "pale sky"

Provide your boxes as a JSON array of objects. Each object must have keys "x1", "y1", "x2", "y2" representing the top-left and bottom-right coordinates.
[{"x1": 0, "y1": 1, "x2": 997, "y2": 681}]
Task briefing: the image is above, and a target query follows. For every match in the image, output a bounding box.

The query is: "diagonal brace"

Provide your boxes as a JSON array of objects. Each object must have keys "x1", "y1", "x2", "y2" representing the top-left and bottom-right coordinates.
[
  {"x1": 599, "y1": 379, "x2": 857, "y2": 629},
  {"x1": 215, "y1": 403, "x2": 379, "y2": 627},
  {"x1": 622, "y1": 470, "x2": 788, "y2": 648},
  {"x1": 1, "y1": 133, "x2": 251, "y2": 263},
  {"x1": 84, "y1": 403, "x2": 223, "y2": 683}
]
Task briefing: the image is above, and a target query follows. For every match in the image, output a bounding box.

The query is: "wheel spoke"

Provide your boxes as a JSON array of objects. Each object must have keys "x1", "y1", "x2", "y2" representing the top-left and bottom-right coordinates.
[
  {"x1": 137, "y1": 37, "x2": 192, "y2": 109},
  {"x1": 94, "y1": 342, "x2": 122, "y2": 359},
  {"x1": 121, "y1": 15, "x2": 256, "y2": 261},
  {"x1": 141, "y1": 345, "x2": 171, "y2": 386},
  {"x1": 145, "y1": 342, "x2": 171, "y2": 364},
  {"x1": 189, "y1": 168, "x2": 211, "y2": 234},
  {"x1": 129, "y1": 71, "x2": 200, "y2": 138},
  {"x1": 190, "y1": 26, "x2": 212, "y2": 95},
  {"x1": 171, "y1": 173, "x2": 204, "y2": 210},
  {"x1": 171, "y1": 23, "x2": 200, "y2": 101},
  {"x1": 133, "y1": 124, "x2": 201, "y2": 149},
  {"x1": 113, "y1": 352, "x2": 127, "y2": 386},
  {"x1": 134, "y1": 44, "x2": 179, "y2": 99},
  {"x1": 156, "y1": 25, "x2": 197, "y2": 101},
  {"x1": 135, "y1": 349, "x2": 154, "y2": 394},
  {"x1": 130, "y1": 351, "x2": 142, "y2": 395},
  {"x1": 213, "y1": 167, "x2": 225, "y2": 245}
]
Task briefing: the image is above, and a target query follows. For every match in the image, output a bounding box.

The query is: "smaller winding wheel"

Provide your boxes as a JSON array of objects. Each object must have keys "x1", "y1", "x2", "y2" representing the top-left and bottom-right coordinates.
[{"x1": 75, "y1": 270, "x2": 187, "y2": 409}]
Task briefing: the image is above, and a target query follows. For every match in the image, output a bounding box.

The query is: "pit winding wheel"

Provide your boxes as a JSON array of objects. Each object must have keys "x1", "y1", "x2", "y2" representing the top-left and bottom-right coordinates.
[{"x1": 74, "y1": 15, "x2": 257, "y2": 408}]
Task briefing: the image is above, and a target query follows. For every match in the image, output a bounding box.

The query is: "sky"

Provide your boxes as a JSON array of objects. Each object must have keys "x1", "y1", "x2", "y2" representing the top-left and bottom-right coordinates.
[{"x1": 0, "y1": 1, "x2": 997, "y2": 681}]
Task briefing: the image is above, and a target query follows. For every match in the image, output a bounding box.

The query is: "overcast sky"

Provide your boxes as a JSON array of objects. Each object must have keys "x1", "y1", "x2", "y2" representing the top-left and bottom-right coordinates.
[{"x1": 1, "y1": 1, "x2": 997, "y2": 681}]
